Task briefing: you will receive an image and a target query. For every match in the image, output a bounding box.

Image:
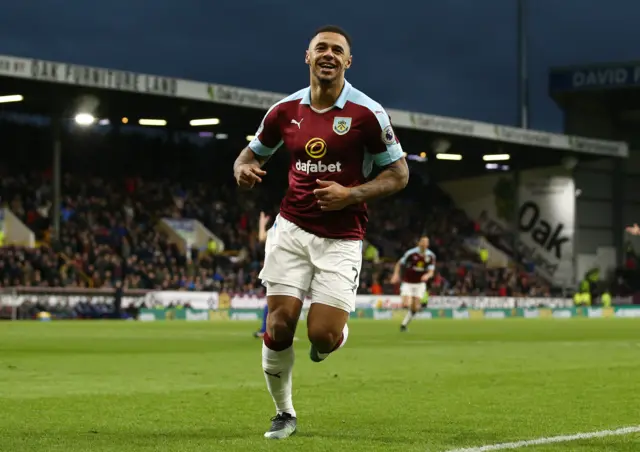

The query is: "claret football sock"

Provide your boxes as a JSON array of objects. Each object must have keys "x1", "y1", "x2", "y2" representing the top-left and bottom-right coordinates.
[{"x1": 310, "y1": 323, "x2": 349, "y2": 362}]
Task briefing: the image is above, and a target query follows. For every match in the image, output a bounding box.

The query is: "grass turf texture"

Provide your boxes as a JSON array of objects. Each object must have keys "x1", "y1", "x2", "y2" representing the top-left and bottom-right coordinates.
[{"x1": 0, "y1": 319, "x2": 639, "y2": 452}]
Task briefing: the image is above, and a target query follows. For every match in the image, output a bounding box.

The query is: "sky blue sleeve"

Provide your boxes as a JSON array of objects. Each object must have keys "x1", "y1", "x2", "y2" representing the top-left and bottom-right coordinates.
[
  {"x1": 399, "y1": 248, "x2": 413, "y2": 265},
  {"x1": 427, "y1": 250, "x2": 436, "y2": 270},
  {"x1": 370, "y1": 109, "x2": 404, "y2": 167},
  {"x1": 248, "y1": 104, "x2": 283, "y2": 156}
]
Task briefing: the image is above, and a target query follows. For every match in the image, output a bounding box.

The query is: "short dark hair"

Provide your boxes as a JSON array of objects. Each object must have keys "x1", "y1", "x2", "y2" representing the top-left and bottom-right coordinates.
[{"x1": 313, "y1": 25, "x2": 352, "y2": 49}]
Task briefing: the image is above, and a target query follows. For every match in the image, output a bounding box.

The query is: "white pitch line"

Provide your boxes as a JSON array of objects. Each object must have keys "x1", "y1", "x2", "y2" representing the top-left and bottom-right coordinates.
[{"x1": 444, "y1": 425, "x2": 640, "y2": 452}]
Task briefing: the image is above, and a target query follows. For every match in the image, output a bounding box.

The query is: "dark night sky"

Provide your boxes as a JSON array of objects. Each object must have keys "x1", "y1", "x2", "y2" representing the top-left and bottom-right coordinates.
[{"x1": 2, "y1": 0, "x2": 639, "y2": 132}]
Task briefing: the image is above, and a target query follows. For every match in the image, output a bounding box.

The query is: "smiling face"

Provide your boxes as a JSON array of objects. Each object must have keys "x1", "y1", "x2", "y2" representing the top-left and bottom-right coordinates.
[{"x1": 305, "y1": 31, "x2": 352, "y2": 85}]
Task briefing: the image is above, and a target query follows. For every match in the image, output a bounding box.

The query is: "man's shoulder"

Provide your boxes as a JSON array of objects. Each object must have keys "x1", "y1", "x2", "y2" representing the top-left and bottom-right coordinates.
[
  {"x1": 345, "y1": 86, "x2": 385, "y2": 116},
  {"x1": 271, "y1": 88, "x2": 309, "y2": 112},
  {"x1": 404, "y1": 246, "x2": 420, "y2": 256}
]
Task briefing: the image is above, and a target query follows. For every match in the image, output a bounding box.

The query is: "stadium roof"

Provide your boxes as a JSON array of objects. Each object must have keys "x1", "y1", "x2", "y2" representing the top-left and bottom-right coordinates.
[{"x1": 0, "y1": 54, "x2": 630, "y2": 181}]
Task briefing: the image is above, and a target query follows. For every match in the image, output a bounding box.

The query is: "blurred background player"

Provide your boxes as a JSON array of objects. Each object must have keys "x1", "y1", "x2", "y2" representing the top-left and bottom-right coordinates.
[
  {"x1": 254, "y1": 211, "x2": 272, "y2": 338},
  {"x1": 391, "y1": 236, "x2": 436, "y2": 332}
]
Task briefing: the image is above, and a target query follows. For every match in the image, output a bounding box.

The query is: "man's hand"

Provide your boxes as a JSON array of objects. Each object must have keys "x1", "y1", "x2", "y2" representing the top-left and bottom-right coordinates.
[
  {"x1": 235, "y1": 164, "x2": 266, "y2": 189},
  {"x1": 313, "y1": 180, "x2": 354, "y2": 211},
  {"x1": 420, "y1": 273, "x2": 432, "y2": 283},
  {"x1": 390, "y1": 273, "x2": 400, "y2": 285},
  {"x1": 626, "y1": 223, "x2": 640, "y2": 235},
  {"x1": 258, "y1": 211, "x2": 271, "y2": 243}
]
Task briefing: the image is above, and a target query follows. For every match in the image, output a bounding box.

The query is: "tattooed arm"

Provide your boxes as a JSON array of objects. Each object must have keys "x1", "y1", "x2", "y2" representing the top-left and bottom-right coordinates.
[{"x1": 349, "y1": 158, "x2": 409, "y2": 203}]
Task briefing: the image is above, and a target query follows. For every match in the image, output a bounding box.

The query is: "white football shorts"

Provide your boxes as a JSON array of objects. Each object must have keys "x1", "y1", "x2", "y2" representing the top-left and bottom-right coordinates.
[
  {"x1": 259, "y1": 214, "x2": 363, "y2": 312},
  {"x1": 400, "y1": 282, "x2": 427, "y2": 299}
]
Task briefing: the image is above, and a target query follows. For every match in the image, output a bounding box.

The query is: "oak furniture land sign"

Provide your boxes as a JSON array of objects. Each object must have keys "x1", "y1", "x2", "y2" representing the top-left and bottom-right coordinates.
[
  {"x1": 440, "y1": 166, "x2": 575, "y2": 285},
  {"x1": 0, "y1": 54, "x2": 628, "y2": 158}
]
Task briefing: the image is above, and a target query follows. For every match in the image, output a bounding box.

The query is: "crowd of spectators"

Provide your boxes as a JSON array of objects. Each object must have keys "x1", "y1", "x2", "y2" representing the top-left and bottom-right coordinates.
[{"x1": 0, "y1": 117, "x2": 555, "y2": 299}]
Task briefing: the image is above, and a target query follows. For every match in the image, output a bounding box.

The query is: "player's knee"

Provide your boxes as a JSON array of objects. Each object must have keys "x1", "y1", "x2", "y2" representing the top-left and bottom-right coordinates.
[
  {"x1": 307, "y1": 326, "x2": 341, "y2": 354},
  {"x1": 267, "y1": 310, "x2": 296, "y2": 342}
]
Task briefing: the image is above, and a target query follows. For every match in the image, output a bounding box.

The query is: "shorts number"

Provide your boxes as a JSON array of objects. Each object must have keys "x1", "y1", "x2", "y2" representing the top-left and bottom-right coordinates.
[{"x1": 351, "y1": 267, "x2": 359, "y2": 293}]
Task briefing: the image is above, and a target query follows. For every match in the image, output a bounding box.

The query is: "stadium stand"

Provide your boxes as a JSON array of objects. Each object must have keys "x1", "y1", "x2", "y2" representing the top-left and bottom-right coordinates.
[
  {"x1": 0, "y1": 54, "x2": 636, "y2": 322},
  {"x1": 0, "y1": 116, "x2": 557, "y2": 301},
  {"x1": 549, "y1": 61, "x2": 640, "y2": 306}
]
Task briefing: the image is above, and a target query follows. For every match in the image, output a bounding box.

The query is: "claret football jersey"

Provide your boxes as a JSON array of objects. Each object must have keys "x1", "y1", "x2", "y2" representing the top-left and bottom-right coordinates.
[{"x1": 248, "y1": 80, "x2": 404, "y2": 240}]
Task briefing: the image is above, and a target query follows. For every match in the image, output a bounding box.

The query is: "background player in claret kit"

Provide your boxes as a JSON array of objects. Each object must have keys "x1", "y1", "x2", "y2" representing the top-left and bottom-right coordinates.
[
  {"x1": 233, "y1": 25, "x2": 409, "y2": 439},
  {"x1": 391, "y1": 235, "x2": 436, "y2": 332}
]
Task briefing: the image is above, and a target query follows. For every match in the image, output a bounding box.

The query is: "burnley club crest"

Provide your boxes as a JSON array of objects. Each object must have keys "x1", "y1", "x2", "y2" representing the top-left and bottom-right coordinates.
[{"x1": 333, "y1": 117, "x2": 352, "y2": 136}]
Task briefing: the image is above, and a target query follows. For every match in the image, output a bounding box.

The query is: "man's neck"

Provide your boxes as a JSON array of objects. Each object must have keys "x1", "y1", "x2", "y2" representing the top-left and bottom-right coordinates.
[{"x1": 310, "y1": 78, "x2": 345, "y2": 110}]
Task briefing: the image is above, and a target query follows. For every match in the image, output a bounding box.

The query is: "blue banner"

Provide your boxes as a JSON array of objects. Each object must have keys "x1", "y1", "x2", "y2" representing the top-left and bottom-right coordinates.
[
  {"x1": 163, "y1": 218, "x2": 195, "y2": 232},
  {"x1": 163, "y1": 218, "x2": 196, "y2": 240},
  {"x1": 549, "y1": 64, "x2": 640, "y2": 93}
]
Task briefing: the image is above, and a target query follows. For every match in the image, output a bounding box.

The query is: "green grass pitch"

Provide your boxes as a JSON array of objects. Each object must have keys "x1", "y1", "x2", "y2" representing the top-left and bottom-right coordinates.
[{"x1": 1, "y1": 318, "x2": 639, "y2": 451}]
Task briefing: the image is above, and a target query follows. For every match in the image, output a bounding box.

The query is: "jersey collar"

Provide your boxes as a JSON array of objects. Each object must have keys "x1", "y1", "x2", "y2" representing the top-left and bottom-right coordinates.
[{"x1": 301, "y1": 80, "x2": 352, "y2": 109}]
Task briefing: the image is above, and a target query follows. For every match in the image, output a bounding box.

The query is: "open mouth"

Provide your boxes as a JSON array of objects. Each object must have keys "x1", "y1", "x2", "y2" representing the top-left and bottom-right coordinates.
[{"x1": 318, "y1": 62, "x2": 337, "y2": 71}]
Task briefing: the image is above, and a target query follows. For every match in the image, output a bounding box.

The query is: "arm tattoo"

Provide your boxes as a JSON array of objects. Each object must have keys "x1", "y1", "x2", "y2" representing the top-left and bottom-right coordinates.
[{"x1": 350, "y1": 159, "x2": 409, "y2": 204}]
